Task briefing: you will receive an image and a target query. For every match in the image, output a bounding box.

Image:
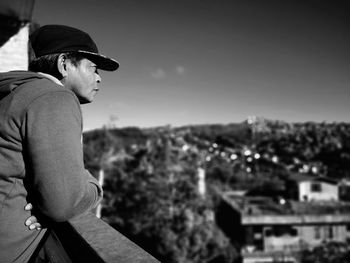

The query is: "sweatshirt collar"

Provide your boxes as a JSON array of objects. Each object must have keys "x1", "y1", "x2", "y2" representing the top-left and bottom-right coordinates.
[{"x1": 37, "y1": 72, "x2": 63, "y2": 86}]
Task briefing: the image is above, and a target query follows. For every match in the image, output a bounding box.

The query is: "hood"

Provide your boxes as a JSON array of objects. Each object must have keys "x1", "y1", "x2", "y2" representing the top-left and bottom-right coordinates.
[{"x1": 0, "y1": 71, "x2": 46, "y2": 101}]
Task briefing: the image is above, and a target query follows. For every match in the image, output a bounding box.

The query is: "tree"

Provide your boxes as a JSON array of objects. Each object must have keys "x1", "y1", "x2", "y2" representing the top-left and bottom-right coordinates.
[
  {"x1": 101, "y1": 132, "x2": 237, "y2": 263},
  {"x1": 300, "y1": 241, "x2": 350, "y2": 263}
]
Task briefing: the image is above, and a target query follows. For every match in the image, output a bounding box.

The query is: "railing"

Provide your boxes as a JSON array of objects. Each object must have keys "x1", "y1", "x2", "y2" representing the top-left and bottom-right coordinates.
[
  {"x1": 241, "y1": 250, "x2": 298, "y2": 263},
  {"x1": 54, "y1": 212, "x2": 160, "y2": 263}
]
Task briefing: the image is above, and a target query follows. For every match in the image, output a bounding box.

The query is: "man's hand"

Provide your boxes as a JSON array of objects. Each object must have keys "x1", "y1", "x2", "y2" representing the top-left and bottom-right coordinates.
[{"x1": 24, "y1": 203, "x2": 42, "y2": 230}]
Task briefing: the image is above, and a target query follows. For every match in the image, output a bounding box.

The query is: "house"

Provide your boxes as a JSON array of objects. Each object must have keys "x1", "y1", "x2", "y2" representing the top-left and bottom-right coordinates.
[
  {"x1": 216, "y1": 192, "x2": 350, "y2": 263},
  {"x1": 288, "y1": 174, "x2": 339, "y2": 202}
]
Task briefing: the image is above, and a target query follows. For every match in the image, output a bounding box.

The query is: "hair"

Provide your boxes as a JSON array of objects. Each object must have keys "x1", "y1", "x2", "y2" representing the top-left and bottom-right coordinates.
[{"x1": 28, "y1": 52, "x2": 85, "y2": 79}]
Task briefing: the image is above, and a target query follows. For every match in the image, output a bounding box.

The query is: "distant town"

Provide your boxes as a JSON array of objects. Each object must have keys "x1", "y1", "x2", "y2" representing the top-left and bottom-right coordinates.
[{"x1": 84, "y1": 118, "x2": 350, "y2": 263}]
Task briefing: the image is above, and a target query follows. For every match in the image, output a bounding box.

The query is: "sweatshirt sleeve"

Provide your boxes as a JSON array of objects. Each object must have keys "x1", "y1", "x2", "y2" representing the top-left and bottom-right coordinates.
[{"x1": 24, "y1": 90, "x2": 103, "y2": 222}]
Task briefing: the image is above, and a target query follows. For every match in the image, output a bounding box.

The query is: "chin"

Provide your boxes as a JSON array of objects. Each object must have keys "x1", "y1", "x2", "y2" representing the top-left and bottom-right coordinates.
[{"x1": 78, "y1": 97, "x2": 94, "y2": 104}]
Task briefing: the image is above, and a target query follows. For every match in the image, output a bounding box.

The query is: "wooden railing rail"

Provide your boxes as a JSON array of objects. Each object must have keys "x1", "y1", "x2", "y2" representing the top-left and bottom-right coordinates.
[{"x1": 54, "y1": 212, "x2": 160, "y2": 263}]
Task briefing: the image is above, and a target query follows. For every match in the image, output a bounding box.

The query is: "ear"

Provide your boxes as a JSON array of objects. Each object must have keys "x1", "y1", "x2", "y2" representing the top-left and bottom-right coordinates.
[{"x1": 57, "y1": 54, "x2": 68, "y2": 78}]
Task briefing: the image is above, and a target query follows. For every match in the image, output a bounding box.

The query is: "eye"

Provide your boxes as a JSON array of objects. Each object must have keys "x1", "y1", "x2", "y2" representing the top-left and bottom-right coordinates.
[{"x1": 92, "y1": 65, "x2": 99, "y2": 74}]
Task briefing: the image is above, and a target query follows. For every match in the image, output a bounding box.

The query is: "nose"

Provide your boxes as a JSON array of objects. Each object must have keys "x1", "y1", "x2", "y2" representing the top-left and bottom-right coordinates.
[{"x1": 96, "y1": 73, "x2": 101, "y2": 84}]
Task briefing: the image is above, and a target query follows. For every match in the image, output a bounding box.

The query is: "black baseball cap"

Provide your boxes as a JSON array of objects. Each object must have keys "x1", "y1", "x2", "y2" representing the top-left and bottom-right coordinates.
[{"x1": 30, "y1": 25, "x2": 119, "y2": 71}]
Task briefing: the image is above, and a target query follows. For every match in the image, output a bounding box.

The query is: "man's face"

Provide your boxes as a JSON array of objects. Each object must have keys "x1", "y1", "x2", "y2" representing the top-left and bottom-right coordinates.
[{"x1": 64, "y1": 58, "x2": 102, "y2": 104}]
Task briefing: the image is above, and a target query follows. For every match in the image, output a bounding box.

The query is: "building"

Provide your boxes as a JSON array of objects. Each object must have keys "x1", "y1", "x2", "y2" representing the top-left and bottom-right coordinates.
[
  {"x1": 288, "y1": 174, "x2": 339, "y2": 202},
  {"x1": 0, "y1": 24, "x2": 30, "y2": 72},
  {"x1": 0, "y1": 0, "x2": 35, "y2": 72},
  {"x1": 216, "y1": 192, "x2": 350, "y2": 263}
]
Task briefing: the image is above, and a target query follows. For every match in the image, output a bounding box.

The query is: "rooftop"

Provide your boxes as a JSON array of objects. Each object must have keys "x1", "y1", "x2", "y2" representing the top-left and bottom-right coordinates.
[
  {"x1": 288, "y1": 173, "x2": 339, "y2": 185},
  {"x1": 223, "y1": 192, "x2": 350, "y2": 217}
]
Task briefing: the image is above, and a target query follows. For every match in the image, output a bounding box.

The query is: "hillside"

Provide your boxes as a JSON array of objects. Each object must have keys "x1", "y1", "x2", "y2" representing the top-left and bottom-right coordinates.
[{"x1": 84, "y1": 118, "x2": 350, "y2": 181}]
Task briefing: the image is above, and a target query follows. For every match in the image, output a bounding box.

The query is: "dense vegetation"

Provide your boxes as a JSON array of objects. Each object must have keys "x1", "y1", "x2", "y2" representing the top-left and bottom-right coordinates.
[
  {"x1": 83, "y1": 119, "x2": 350, "y2": 262},
  {"x1": 300, "y1": 241, "x2": 350, "y2": 263}
]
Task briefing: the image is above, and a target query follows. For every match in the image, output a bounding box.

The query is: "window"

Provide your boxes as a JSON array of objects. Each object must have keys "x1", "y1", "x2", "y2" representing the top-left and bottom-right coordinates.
[
  {"x1": 327, "y1": 226, "x2": 334, "y2": 239},
  {"x1": 314, "y1": 226, "x2": 321, "y2": 239},
  {"x1": 346, "y1": 224, "x2": 350, "y2": 232},
  {"x1": 290, "y1": 228, "x2": 298, "y2": 236},
  {"x1": 265, "y1": 229, "x2": 272, "y2": 237},
  {"x1": 310, "y1": 182, "x2": 322, "y2": 192}
]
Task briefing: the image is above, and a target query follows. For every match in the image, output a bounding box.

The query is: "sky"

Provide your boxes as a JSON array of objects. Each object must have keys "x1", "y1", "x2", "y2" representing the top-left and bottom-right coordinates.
[{"x1": 32, "y1": 0, "x2": 350, "y2": 130}]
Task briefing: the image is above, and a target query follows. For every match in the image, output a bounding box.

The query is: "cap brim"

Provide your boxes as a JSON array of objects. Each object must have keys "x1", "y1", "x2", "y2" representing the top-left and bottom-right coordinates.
[{"x1": 77, "y1": 50, "x2": 119, "y2": 71}]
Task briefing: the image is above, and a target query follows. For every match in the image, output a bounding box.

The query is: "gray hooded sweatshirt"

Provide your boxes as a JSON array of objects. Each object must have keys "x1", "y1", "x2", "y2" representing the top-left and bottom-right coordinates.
[{"x1": 0, "y1": 71, "x2": 102, "y2": 262}]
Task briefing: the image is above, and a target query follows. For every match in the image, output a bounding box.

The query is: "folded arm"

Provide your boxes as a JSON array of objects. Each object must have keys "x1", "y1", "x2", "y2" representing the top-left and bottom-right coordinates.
[{"x1": 24, "y1": 90, "x2": 102, "y2": 222}]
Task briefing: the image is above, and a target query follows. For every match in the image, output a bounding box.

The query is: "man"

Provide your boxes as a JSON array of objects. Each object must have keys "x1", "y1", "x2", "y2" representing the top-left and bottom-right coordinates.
[{"x1": 0, "y1": 25, "x2": 119, "y2": 262}]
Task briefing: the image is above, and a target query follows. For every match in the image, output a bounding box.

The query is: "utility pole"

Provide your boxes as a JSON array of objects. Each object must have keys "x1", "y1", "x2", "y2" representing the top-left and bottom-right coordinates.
[
  {"x1": 197, "y1": 167, "x2": 206, "y2": 197},
  {"x1": 95, "y1": 123, "x2": 118, "y2": 218},
  {"x1": 96, "y1": 168, "x2": 104, "y2": 218}
]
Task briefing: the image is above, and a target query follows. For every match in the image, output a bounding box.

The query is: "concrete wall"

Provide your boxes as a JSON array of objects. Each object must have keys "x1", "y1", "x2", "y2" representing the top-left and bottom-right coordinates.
[
  {"x1": 0, "y1": 24, "x2": 29, "y2": 72},
  {"x1": 243, "y1": 213, "x2": 350, "y2": 225},
  {"x1": 264, "y1": 236, "x2": 300, "y2": 252},
  {"x1": 297, "y1": 224, "x2": 347, "y2": 249}
]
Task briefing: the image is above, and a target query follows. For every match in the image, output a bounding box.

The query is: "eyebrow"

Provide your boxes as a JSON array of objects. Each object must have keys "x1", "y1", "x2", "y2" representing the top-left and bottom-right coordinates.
[{"x1": 90, "y1": 63, "x2": 98, "y2": 70}]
